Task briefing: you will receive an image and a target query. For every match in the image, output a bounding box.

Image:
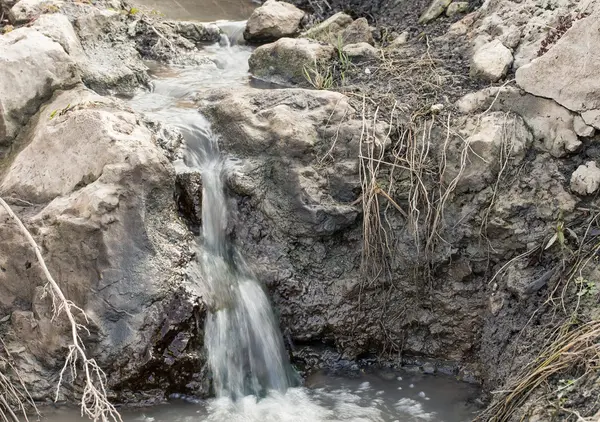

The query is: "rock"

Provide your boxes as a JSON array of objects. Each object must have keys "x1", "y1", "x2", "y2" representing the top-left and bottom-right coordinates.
[
  {"x1": 248, "y1": 37, "x2": 335, "y2": 86},
  {"x1": 343, "y1": 42, "x2": 378, "y2": 61},
  {"x1": 32, "y1": 13, "x2": 84, "y2": 58},
  {"x1": 165, "y1": 20, "x2": 221, "y2": 44},
  {"x1": 8, "y1": 0, "x2": 62, "y2": 24},
  {"x1": 200, "y1": 86, "x2": 360, "y2": 236},
  {"x1": 340, "y1": 17, "x2": 374, "y2": 46},
  {"x1": 389, "y1": 31, "x2": 409, "y2": 47},
  {"x1": 446, "y1": 1, "x2": 468, "y2": 17},
  {"x1": 570, "y1": 162, "x2": 600, "y2": 195},
  {"x1": 0, "y1": 28, "x2": 80, "y2": 153},
  {"x1": 0, "y1": 85, "x2": 201, "y2": 400},
  {"x1": 73, "y1": 9, "x2": 149, "y2": 94},
  {"x1": 470, "y1": 39, "x2": 513, "y2": 82},
  {"x1": 449, "y1": 112, "x2": 532, "y2": 192},
  {"x1": 418, "y1": 0, "x2": 452, "y2": 24},
  {"x1": 456, "y1": 87, "x2": 581, "y2": 157},
  {"x1": 515, "y1": 13, "x2": 600, "y2": 115},
  {"x1": 574, "y1": 115, "x2": 596, "y2": 137},
  {"x1": 302, "y1": 12, "x2": 353, "y2": 44},
  {"x1": 243, "y1": 0, "x2": 305, "y2": 43},
  {"x1": 582, "y1": 110, "x2": 600, "y2": 130}
]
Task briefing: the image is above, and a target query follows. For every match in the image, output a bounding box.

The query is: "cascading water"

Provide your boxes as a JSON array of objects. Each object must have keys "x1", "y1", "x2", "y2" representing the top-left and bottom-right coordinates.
[
  {"x1": 104, "y1": 21, "x2": 481, "y2": 422},
  {"x1": 184, "y1": 116, "x2": 296, "y2": 399},
  {"x1": 127, "y1": 26, "x2": 296, "y2": 399}
]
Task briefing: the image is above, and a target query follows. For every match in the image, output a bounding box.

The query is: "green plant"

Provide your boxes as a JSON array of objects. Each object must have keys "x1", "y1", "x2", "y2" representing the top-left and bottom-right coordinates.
[
  {"x1": 334, "y1": 35, "x2": 351, "y2": 85},
  {"x1": 303, "y1": 60, "x2": 334, "y2": 90},
  {"x1": 574, "y1": 276, "x2": 597, "y2": 297}
]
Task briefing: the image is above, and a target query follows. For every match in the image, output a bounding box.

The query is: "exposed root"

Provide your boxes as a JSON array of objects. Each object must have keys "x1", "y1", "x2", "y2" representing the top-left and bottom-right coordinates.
[{"x1": 0, "y1": 197, "x2": 122, "y2": 422}]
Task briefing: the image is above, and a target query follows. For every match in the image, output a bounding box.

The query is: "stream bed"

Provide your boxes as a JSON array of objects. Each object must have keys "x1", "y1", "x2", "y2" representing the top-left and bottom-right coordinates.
[{"x1": 36, "y1": 3, "x2": 483, "y2": 421}]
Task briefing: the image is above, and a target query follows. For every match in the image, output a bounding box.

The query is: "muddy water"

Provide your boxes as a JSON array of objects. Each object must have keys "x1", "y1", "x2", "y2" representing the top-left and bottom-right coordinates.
[
  {"x1": 132, "y1": 0, "x2": 257, "y2": 21},
  {"x1": 41, "y1": 369, "x2": 480, "y2": 421}
]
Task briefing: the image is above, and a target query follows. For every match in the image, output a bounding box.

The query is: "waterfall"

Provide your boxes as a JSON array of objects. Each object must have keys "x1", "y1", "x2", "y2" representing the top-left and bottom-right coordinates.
[{"x1": 183, "y1": 123, "x2": 296, "y2": 399}]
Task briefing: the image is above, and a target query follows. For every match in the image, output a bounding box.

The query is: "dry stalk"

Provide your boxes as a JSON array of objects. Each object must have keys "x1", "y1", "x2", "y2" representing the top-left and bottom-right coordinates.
[
  {"x1": 0, "y1": 197, "x2": 122, "y2": 422},
  {"x1": 479, "y1": 319, "x2": 600, "y2": 422}
]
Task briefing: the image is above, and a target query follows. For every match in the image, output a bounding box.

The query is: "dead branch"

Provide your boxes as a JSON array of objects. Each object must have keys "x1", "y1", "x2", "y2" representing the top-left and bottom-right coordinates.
[{"x1": 0, "y1": 197, "x2": 122, "y2": 422}]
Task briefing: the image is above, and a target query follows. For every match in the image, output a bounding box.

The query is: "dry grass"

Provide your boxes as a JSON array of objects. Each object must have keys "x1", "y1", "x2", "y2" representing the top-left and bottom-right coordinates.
[{"x1": 477, "y1": 319, "x2": 600, "y2": 422}]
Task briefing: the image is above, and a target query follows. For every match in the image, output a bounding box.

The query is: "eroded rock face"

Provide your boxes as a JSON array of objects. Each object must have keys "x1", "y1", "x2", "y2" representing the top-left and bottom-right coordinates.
[
  {"x1": 248, "y1": 37, "x2": 335, "y2": 86},
  {"x1": 244, "y1": 0, "x2": 305, "y2": 44},
  {"x1": 0, "y1": 86, "x2": 204, "y2": 401},
  {"x1": 198, "y1": 87, "x2": 487, "y2": 368},
  {"x1": 456, "y1": 87, "x2": 581, "y2": 157},
  {"x1": 0, "y1": 27, "x2": 80, "y2": 155}
]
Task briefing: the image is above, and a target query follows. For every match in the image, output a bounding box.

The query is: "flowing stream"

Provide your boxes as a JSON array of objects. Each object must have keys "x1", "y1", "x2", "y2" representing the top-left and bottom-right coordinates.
[{"x1": 40, "y1": 6, "x2": 482, "y2": 422}]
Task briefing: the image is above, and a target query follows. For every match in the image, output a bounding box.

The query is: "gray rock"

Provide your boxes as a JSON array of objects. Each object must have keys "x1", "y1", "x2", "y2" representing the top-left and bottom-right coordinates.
[
  {"x1": 343, "y1": 42, "x2": 378, "y2": 61},
  {"x1": 302, "y1": 11, "x2": 353, "y2": 44},
  {"x1": 515, "y1": 13, "x2": 600, "y2": 114},
  {"x1": 446, "y1": 1, "x2": 469, "y2": 17},
  {"x1": 470, "y1": 39, "x2": 513, "y2": 82},
  {"x1": 8, "y1": 0, "x2": 62, "y2": 24},
  {"x1": 582, "y1": 110, "x2": 600, "y2": 130},
  {"x1": 0, "y1": 86, "x2": 202, "y2": 400},
  {"x1": 32, "y1": 13, "x2": 83, "y2": 57},
  {"x1": 389, "y1": 31, "x2": 409, "y2": 48},
  {"x1": 166, "y1": 20, "x2": 221, "y2": 44},
  {"x1": 574, "y1": 115, "x2": 596, "y2": 137},
  {"x1": 0, "y1": 28, "x2": 80, "y2": 153},
  {"x1": 571, "y1": 162, "x2": 600, "y2": 195},
  {"x1": 447, "y1": 112, "x2": 532, "y2": 192},
  {"x1": 243, "y1": 0, "x2": 305, "y2": 43},
  {"x1": 200, "y1": 86, "x2": 360, "y2": 237},
  {"x1": 248, "y1": 37, "x2": 335, "y2": 86},
  {"x1": 456, "y1": 87, "x2": 581, "y2": 157},
  {"x1": 340, "y1": 17, "x2": 374, "y2": 46},
  {"x1": 418, "y1": 0, "x2": 452, "y2": 24},
  {"x1": 73, "y1": 9, "x2": 149, "y2": 94}
]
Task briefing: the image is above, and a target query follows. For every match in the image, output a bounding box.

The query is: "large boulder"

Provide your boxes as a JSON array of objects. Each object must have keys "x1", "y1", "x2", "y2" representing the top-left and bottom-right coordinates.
[
  {"x1": 0, "y1": 28, "x2": 80, "y2": 156},
  {"x1": 0, "y1": 86, "x2": 205, "y2": 400},
  {"x1": 248, "y1": 37, "x2": 335, "y2": 86},
  {"x1": 516, "y1": 12, "x2": 600, "y2": 117},
  {"x1": 73, "y1": 9, "x2": 149, "y2": 94},
  {"x1": 244, "y1": 0, "x2": 305, "y2": 44},
  {"x1": 199, "y1": 87, "x2": 359, "y2": 236}
]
